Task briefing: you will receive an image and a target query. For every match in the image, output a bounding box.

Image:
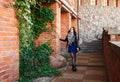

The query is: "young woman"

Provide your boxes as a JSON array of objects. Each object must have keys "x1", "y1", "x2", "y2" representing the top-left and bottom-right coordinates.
[{"x1": 60, "y1": 26, "x2": 79, "y2": 72}]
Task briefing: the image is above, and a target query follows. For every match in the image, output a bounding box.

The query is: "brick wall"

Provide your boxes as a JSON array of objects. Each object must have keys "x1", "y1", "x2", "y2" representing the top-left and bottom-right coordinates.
[
  {"x1": 35, "y1": 1, "x2": 78, "y2": 56},
  {"x1": 103, "y1": 30, "x2": 120, "y2": 82},
  {"x1": 0, "y1": 0, "x2": 19, "y2": 82},
  {"x1": 110, "y1": 35, "x2": 120, "y2": 41},
  {"x1": 35, "y1": 2, "x2": 61, "y2": 56},
  {"x1": 61, "y1": 12, "x2": 71, "y2": 55},
  {"x1": 72, "y1": 18, "x2": 78, "y2": 33}
]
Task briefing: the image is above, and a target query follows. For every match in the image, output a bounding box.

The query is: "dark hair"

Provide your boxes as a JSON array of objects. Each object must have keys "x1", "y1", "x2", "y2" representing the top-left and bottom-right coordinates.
[{"x1": 68, "y1": 26, "x2": 77, "y2": 36}]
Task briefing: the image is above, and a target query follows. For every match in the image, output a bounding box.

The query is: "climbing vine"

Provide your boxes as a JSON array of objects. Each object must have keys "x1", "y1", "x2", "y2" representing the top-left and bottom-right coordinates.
[{"x1": 15, "y1": 0, "x2": 60, "y2": 81}]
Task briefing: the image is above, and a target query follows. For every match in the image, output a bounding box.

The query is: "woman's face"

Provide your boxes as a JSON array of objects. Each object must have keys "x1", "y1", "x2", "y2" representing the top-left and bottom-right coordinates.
[{"x1": 70, "y1": 28, "x2": 74, "y2": 33}]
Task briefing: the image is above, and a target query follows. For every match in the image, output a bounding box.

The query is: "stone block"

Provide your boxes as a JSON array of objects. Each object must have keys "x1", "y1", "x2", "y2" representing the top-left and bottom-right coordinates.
[{"x1": 49, "y1": 55, "x2": 67, "y2": 69}]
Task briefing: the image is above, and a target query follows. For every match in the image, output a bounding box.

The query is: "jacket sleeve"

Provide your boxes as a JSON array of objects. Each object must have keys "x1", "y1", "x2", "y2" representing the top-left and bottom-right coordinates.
[
  {"x1": 59, "y1": 35, "x2": 68, "y2": 42},
  {"x1": 75, "y1": 35, "x2": 79, "y2": 48}
]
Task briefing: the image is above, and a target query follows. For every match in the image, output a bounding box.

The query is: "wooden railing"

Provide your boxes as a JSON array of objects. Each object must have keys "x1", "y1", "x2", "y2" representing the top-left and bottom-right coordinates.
[{"x1": 103, "y1": 30, "x2": 120, "y2": 82}]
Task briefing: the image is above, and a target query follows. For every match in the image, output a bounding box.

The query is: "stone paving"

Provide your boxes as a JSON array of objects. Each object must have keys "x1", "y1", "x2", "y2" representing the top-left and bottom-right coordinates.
[{"x1": 52, "y1": 53, "x2": 108, "y2": 82}]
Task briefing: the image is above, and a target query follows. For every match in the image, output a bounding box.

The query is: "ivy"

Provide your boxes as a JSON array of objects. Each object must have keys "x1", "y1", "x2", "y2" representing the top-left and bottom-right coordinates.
[
  {"x1": 31, "y1": 5, "x2": 55, "y2": 38},
  {"x1": 15, "y1": 0, "x2": 60, "y2": 81}
]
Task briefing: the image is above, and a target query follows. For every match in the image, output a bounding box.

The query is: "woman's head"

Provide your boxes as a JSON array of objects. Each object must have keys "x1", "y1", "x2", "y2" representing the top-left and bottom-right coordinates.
[{"x1": 68, "y1": 26, "x2": 76, "y2": 35}]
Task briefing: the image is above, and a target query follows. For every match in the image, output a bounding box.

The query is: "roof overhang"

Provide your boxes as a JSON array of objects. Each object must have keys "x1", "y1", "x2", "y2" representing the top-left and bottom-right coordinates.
[{"x1": 56, "y1": 0, "x2": 80, "y2": 19}]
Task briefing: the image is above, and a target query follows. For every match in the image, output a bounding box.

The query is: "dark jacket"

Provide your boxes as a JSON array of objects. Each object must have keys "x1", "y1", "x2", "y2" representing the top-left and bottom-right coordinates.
[{"x1": 60, "y1": 34, "x2": 79, "y2": 48}]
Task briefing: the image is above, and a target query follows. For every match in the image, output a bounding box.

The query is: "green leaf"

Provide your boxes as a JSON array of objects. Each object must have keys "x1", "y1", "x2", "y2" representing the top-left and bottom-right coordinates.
[{"x1": 16, "y1": 0, "x2": 59, "y2": 81}]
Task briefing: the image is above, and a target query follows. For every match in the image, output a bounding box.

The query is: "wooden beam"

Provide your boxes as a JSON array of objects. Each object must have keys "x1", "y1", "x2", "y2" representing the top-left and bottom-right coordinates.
[
  {"x1": 107, "y1": 0, "x2": 109, "y2": 6},
  {"x1": 116, "y1": 0, "x2": 118, "y2": 7}
]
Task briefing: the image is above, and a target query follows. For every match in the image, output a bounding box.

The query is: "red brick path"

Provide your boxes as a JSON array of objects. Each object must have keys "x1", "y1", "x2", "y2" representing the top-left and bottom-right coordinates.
[{"x1": 52, "y1": 53, "x2": 108, "y2": 82}]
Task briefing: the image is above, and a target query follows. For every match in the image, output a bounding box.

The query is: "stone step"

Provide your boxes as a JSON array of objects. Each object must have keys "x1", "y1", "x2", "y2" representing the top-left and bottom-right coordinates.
[
  {"x1": 80, "y1": 48, "x2": 103, "y2": 52},
  {"x1": 81, "y1": 50, "x2": 103, "y2": 53},
  {"x1": 80, "y1": 45, "x2": 102, "y2": 48},
  {"x1": 80, "y1": 40, "x2": 103, "y2": 53}
]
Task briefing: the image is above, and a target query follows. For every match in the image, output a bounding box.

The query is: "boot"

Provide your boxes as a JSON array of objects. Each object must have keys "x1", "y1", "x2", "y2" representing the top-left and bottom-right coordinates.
[
  {"x1": 72, "y1": 65, "x2": 74, "y2": 71},
  {"x1": 72, "y1": 65, "x2": 77, "y2": 72}
]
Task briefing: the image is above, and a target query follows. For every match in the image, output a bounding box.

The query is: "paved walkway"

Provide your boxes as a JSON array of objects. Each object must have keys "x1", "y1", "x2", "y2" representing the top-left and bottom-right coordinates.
[{"x1": 52, "y1": 53, "x2": 108, "y2": 82}]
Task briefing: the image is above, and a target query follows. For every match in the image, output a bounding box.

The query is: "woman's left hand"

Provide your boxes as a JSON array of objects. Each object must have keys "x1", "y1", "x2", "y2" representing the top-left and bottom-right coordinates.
[{"x1": 77, "y1": 48, "x2": 79, "y2": 51}]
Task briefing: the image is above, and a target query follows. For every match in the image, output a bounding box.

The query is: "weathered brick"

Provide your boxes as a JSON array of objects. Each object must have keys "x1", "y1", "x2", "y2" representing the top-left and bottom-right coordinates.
[
  {"x1": 0, "y1": 0, "x2": 19, "y2": 81},
  {"x1": 3, "y1": 78, "x2": 12, "y2": 82},
  {"x1": 0, "y1": 10, "x2": 8, "y2": 17},
  {"x1": 0, "y1": 77, "x2": 3, "y2": 81},
  {"x1": 0, "y1": 46, "x2": 18, "y2": 51},
  {"x1": 0, "y1": 71, "x2": 6, "y2": 76},
  {"x1": 0, "y1": 22, "x2": 18, "y2": 27},
  {"x1": 0, "y1": 65, "x2": 9, "y2": 71},
  {"x1": 0, "y1": 31, "x2": 18, "y2": 36},
  {"x1": 0, "y1": 16, "x2": 10, "y2": 22},
  {"x1": 0, "y1": 27, "x2": 19, "y2": 32},
  {"x1": 0, "y1": 41, "x2": 18, "y2": 46},
  {"x1": 0, "y1": 36, "x2": 19, "y2": 41},
  {"x1": 0, "y1": 62, "x2": 6, "y2": 67},
  {"x1": 3, "y1": 56, "x2": 11, "y2": 60},
  {"x1": 0, "y1": 51, "x2": 7, "y2": 55},
  {"x1": 3, "y1": 74, "x2": 10, "y2": 79}
]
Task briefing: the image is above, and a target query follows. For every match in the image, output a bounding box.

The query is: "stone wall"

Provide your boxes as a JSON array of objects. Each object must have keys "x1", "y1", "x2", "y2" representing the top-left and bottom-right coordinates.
[{"x1": 79, "y1": 0, "x2": 120, "y2": 42}]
